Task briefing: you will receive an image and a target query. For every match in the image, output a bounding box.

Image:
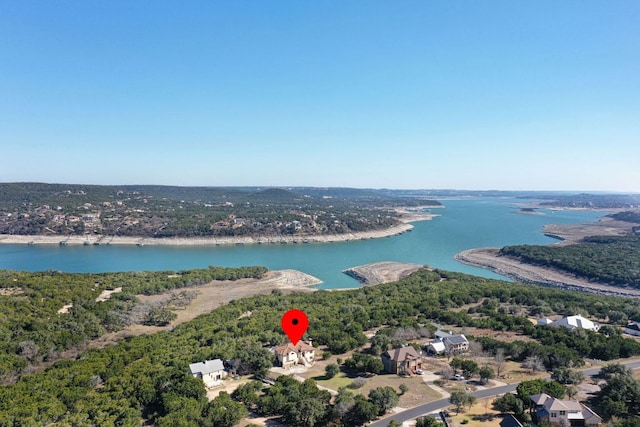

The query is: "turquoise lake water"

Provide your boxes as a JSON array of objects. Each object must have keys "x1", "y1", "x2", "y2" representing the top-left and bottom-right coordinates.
[{"x1": 0, "y1": 198, "x2": 605, "y2": 289}]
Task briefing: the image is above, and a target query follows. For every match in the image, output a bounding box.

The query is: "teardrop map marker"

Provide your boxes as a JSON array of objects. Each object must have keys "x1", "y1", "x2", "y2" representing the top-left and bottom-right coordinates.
[{"x1": 281, "y1": 309, "x2": 308, "y2": 345}]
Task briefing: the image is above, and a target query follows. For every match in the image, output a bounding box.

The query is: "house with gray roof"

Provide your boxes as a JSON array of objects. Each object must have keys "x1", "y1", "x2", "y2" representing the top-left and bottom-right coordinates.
[
  {"x1": 443, "y1": 334, "x2": 469, "y2": 355},
  {"x1": 189, "y1": 359, "x2": 226, "y2": 388},
  {"x1": 530, "y1": 393, "x2": 601, "y2": 427}
]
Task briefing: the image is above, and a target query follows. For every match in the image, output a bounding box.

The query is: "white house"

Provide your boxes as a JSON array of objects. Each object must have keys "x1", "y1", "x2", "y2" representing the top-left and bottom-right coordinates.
[
  {"x1": 550, "y1": 315, "x2": 600, "y2": 332},
  {"x1": 530, "y1": 393, "x2": 601, "y2": 427},
  {"x1": 189, "y1": 359, "x2": 226, "y2": 388},
  {"x1": 273, "y1": 341, "x2": 315, "y2": 369}
]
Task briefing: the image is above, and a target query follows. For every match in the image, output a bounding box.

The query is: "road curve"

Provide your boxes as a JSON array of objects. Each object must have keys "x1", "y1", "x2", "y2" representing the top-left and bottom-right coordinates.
[{"x1": 369, "y1": 360, "x2": 640, "y2": 427}]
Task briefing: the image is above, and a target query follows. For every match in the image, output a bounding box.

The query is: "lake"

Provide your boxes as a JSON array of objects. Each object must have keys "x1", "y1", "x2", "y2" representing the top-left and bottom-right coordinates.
[{"x1": 0, "y1": 198, "x2": 605, "y2": 289}]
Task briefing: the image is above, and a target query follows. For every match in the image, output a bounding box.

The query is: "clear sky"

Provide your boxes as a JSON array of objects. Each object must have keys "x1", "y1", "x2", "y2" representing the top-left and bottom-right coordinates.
[{"x1": 1, "y1": 1, "x2": 639, "y2": 191}]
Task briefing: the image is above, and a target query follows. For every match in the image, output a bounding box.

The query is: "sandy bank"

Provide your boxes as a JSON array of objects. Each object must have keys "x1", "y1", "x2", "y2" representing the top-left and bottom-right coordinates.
[
  {"x1": 455, "y1": 247, "x2": 640, "y2": 298},
  {"x1": 0, "y1": 223, "x2": 414, "y2": 246},
  {"x1": 541, "y1": 216, "x2": 634, "y2": 245},
  {"x1": 343, "y1": 261, "x2": 424, "y2": 285}
]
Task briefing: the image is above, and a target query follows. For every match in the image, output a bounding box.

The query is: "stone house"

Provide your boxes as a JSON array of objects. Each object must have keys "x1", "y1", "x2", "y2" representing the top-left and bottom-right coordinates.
[
  {"x1": 273, "y1": 341, "x2": 315, "y2": 369},
  {"x1": 381, "y1": 346, "x2": 422, "y2": 374}
]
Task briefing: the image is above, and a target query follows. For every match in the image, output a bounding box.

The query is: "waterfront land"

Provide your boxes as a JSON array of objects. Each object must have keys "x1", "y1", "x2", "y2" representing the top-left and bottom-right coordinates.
[
  {"x1": 456, "y1": 212, "x2": 640, "y2": 296},
  {"x1": 0, "y1": 183, "x2": 441, "y2": 242},
  {"x1": 342, "y1": 261, "x2": 424, "y2": 285}
]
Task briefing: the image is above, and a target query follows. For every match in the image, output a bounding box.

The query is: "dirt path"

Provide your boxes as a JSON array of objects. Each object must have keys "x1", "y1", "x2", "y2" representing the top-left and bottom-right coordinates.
[{"x1": 455, "y1": 247, "x2": 640, "y2": 298}]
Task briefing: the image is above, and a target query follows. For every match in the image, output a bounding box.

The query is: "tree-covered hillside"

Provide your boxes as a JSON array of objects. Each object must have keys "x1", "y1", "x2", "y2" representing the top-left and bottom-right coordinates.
[
  {"x1": 500, "y1": 235, "x2": 640, "y2": 287},
  {"x1": 2, "y1": 267, "x2": 640, "y2": 425}
]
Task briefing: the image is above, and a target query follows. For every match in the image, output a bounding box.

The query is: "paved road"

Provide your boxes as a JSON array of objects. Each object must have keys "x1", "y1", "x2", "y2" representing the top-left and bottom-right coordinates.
[{"x1": 370, "y1": 360, "x2": 640, "y2": 427}]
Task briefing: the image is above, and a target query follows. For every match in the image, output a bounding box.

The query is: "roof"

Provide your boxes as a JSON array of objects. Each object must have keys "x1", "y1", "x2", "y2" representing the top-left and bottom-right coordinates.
[
  {"x1": 581, "y1": 404, "x2": 602, "y2": 423},
  {"x1": 530, "y1": 393, "x2": 550, "y2": 406},
  {"x1": 500, "y1": 414, "x2": 524, "y2": 427},
  {"x1": 625, "y1": 322, "x2": 640, "y2": 331},
  {"x1": 530, "y1": 393, "x2": 600, "y2": 421},
  {"x1": 428, "y1": 341, "x2": 446, "y2": 352},
  {"x1": 551, "y1": 315, "x2": 598, "y2": 330},
  {"x1": 444, "y1": 334, "x2": 468, "y2": 345},
  {"x1": 537, "y1": 318, "x2": 553, "y2": 325},
  {"x1": 273, "y1": 341, "x2": 314, "y2": 356},
  {"x1": 384, "y1": 346, "x2": 421, "y2": 363},
  {"x1": 190, "y1": 359, "x2": 224, "y2": 375},
  {"x1": 434, "y1": 330, "x2": 452, "y2": 339}
]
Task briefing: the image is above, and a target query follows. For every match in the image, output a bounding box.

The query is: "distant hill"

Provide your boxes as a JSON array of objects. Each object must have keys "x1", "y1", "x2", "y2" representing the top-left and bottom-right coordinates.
[{"x1": 0, "y1": 183, "x2": 440, "y2": 239}]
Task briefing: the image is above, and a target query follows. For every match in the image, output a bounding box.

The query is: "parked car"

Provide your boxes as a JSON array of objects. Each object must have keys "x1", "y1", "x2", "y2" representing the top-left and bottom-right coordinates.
[
  {"x1": 452, "y1": 374, "x2": 465, "y2": 380},
  {"x1": 415, "y1": 369, "x2": 424, "y2": 375}
]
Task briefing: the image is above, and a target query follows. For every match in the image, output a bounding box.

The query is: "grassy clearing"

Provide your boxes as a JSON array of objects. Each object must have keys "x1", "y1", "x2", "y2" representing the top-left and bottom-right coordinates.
[
  {"x1": 314, "y1": 372, "x2": 353, "y2": 390},
  {"x1": 447, "y1": 397, "x2": 504, "y2": 427}
]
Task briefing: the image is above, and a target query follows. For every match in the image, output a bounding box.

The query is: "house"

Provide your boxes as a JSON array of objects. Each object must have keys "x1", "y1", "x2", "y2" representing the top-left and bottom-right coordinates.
[
  {"x1": 273, "y1": 341, "x2": 315, "y2": 369},
  {"x1": 443, "y1": 334, "x2": 469, "y2": 355},
  {"x1": 550, "y1": 315, "x2": 600, "y2": 332},
  {"x1": 624, "y1": 321, "x2": 640, "y2": 337},
  {"x1": 537, "y1": 318, "x2": 553, "y2": 326},
  {"x1": 530, "y1": 393, "x2": 601, "y2": 427},
  {"x1": 189, "y1": 359, "x2": 226, "y2": 388},
  {"x1": 382, "y1": 346, "x2": 422, "y2": 374}
]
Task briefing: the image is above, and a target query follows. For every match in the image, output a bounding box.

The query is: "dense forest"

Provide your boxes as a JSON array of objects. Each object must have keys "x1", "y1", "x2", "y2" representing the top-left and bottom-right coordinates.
[
  {"x1": 2, "y1": 267, "x2": 640, "y2": 425},
  {"x1": 500, "y1": 235, "x2": 640, "y2": 287},
  {"x1": 0, "y1": 183, "x2": 441, "y2": 238}
]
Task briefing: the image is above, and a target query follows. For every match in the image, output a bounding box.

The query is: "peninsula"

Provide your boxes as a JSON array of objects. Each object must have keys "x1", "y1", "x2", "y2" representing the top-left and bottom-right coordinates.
[{"x1": 0, "y1": 183, "x2": 441, "y2": 246}]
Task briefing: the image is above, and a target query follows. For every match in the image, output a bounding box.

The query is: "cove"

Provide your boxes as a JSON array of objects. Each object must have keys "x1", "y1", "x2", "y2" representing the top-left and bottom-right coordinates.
[{"x1": 0, "y1": 198, "x2": 605, "y2": 289}]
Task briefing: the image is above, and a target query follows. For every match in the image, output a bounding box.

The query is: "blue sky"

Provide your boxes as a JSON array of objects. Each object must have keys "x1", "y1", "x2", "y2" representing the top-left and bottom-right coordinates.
[{"x1": 1, "y1": 1, "x2": 639, "y2": 191}]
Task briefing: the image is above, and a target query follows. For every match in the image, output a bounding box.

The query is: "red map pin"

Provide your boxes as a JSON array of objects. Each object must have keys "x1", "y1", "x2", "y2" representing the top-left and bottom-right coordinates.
[{"x1": 281, "y1": 309, "x2": 308, "y2": 345}]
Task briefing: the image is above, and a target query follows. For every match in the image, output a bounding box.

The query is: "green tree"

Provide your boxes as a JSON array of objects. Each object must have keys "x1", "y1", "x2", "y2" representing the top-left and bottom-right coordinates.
[
  {"x1": 450, "y1": 391, "x2": 474, "y2": 414},
  {"x1": 344, "y1": 395, "x2": 379, "y2": 426},
  {"x1": 399, "y1": 383, "x2": 409, "y2": 395},
  {"x1": 233, "y1": 343, "x2": 273, "y2": 377},
  {"x1": 551, "y1": 368, "x2": 585, "y2": 385},
  {"x1": 416, "y1": 416, "x2": 442, "y2": 427},
  {"x1": 284, "y1": 397, "x2": 328, "y2": 427},
  {"x1": 369, "y1": 386, "x2": 400, "y2": 416},
  {"x1": 325, "y1": 363, "x2": 340, "y2": 379},
  {"x1": 450, "y1": 358, "x2": 479, "y2": 378},
  {"x1": 479, "y1": 366, "x2": 495, "y2": 384},
  {"x1": 231, "y1": 380, "x2": 262, "y2": 407},
  {"x1": 205, "y1": 391, "x2": 247, "y2": 427},
  {"x1": 493, "y1": 393, "x2": 523, "y2": 415}
]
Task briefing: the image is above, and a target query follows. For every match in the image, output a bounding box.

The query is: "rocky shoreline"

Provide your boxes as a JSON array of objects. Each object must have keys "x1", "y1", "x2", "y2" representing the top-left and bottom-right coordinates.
[{"x1": 0, "y1": 223, "x2": 416, "y2": 247}]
